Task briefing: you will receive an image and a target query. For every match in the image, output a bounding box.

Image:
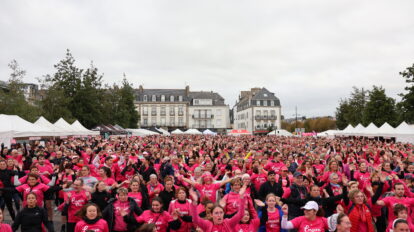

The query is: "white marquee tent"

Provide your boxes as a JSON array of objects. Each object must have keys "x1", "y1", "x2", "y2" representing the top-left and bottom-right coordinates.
[
  {"x1": 183, "y1": 129, "x2": 202, "y2": 135},
  {"x1": 356, "y1": 123, "x2": 379, "y2": 137},
  {"x1": 171, "y1": 129, "x2": 184, "y2": 134},
  {"x1": 267, "y1": 129, "x2": 293, "y2": 137},
  {"x1": 54, "y1": 118, "x2": 77, "y2": 135},
  {"x1": 203, "y1": 129, "x2": 217, "y2": 135},
  {"x1": 34, "y1": 116, "x2": 70, "y2": 136},
  {"x1": 395, "y1": 122, "x2": 414, "y2": 143},
  {"x1": 0, "y1": 114, "x2": 52, "y2": 138},
  {"x1": 71, "y1": 120, "x2": 100, "y2": 136},
  {"x1": 155, "y1": 128, "x2": 171, "y2": 136},
  {"x1": 127, "y1": 128, "x2": 159, "y2": 136},
  {"x1": 317, "y1": 130, "x2": 339, "y2": 138}
]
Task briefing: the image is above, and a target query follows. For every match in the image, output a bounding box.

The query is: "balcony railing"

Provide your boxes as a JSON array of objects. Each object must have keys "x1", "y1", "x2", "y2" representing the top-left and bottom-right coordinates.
[
  {"x1": 269, "y1": 115, "x2": 276, "y2": 120},
  {"x1": 151, "y1": 112, "x2": 157, "y2": 116},
  {"x1": 192, "y1": 114, "x2": 214, "y2": 119},
  {"x1": 160, "y1": 112, "x2": 166, "y2": 116},
  {"x1": 170, "y1": 111, "x2": 175, "y2": 116},
  {"x1": 178, "y1": 111, "x2": 184, "y2": 116}
]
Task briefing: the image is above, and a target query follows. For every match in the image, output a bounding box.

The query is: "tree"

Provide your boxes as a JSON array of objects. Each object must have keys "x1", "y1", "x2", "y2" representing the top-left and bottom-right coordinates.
[
  {"x1": 0, "y1": 60, "x2": 40, "y2": 122},
  {"x1": 398, "y1": 63, "x2": 414, "y2": 124},
  {"x1": 334, "y1": 87, "x2": 367, "y2": 128},
  {"x1": 112, "y1": 76, "x2": 139, "y2": 128},
  {"x1": 363, "y1": 86, "x2": 398, "y2": 127}
]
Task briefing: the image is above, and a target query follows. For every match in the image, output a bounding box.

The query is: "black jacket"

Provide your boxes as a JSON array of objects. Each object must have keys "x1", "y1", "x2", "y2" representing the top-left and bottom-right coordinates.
[
  {"x1": 102, "y1": 197, "x2": 143, "y2": 232},
  {"x1": 286, "y1": 183, "x2": 308, "y2": 218},
  {"x1": 91, "y1": 190, "x2": 111, "y2": 212},
  {"x1": 12, "y1": 206, "x2": 53, "y2": 232},
  {"x1": 139, "y1": 165, "x2": 156, "y2": 183},
  {"x1": 259, "y1": 180, "x2": 284, "y2": 201},
  {"x1": 159, "y1": 187, "x2": 176, "y2": 211}
]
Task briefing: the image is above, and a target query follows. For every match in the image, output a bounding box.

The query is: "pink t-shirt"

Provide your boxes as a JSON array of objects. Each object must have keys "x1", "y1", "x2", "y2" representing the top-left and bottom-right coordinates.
[
  {"x1": 194, "y1": 183, "x2": 221, "y2": 202},
  {"x1": 266, "y1": 210, "x2": 281, "y2": 232},
  {"x1": 113, "y1": 200, "x2": 129, "y2": 231},
  {"x1": 16, "y1": 183, "x2": 50, "y2": 207},
  {"x1": 0, "y1": 223, "x2": 12, "y2": 232},
  {"x1": 74, "y1": 219, "x2": 109, "y2": 232},
  {"x1": 382, "y1": 196, "x2": 414, "y2": 222},
  {"x1": 128, "y1": 192, "x2": 143, "y2": 207},
  {"x1": 291, "y1": 216, "x2": 328, "y2": 232}
]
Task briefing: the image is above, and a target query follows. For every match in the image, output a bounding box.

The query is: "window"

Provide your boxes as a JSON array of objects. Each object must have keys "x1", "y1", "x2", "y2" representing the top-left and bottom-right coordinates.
[
  {"x1": 170, "y1": 96, "x2": 174, "y2": 102},
  {"x1": 178, "y1": 117, "x2": 184, "y2": 126},
  {"x1": 263, "y1": 110, "x2": 268, "y2": 116},
  {"x1": 270, "y1": 101, "x2": 274, "y2": 106},
  {"x1": 152, "y1": 95, "x2": 156, "y2": 102},
  {"x1": 143, "y1": 95, "x2": 148, "y2": 102},
  {"x1": 161, "y1": 106, "x2": 166, "y2": 115},
  {"x1": 264, "y1": 93, "x2": 268, "y2": 97},
  {"x1": 160, "y1": 117, "x2": 166, "y2": 126},
  {"x1": 161, "y1": 95, "x2": 165, "y2": 102},
  {"x1": 216, "y1": 109, "x2": 222, "y2": 116},
  {"x1": 169, "y1": 107, "x2": 175, "y2": 115},
  {"x1": 170, "y1": 117, "x2": 175, "y2": 126},
  {"x1": 178, "y1": 105, "x2": 184, "y2": 115},
  {"x1": 143, "y1": 106, "x2": 148, "y2": 115},
  {"x1": 194, "y1": 99, "x2": 199, "y2": 105},
  {"x1": 256, "y1": 110, "x2": 261, "y2": 115},
  {"x1": 256, "y1": 100, "x2": 260, "y2": 106},
  {"x1": 143, "y1": 118, "x2": 148, "y2": 126},
  {"x1": 179, "y1": 96, "x2": 183, "y2": 102},
  {"x1": 263, "y1": 100, "x2": 267, "y2": 106},
  {"x1": 151, "y1": 106, "x2": 156, "y2": 115},
  {"x1": 151, "y1": 117, "x2": 156, "y2": 125}
]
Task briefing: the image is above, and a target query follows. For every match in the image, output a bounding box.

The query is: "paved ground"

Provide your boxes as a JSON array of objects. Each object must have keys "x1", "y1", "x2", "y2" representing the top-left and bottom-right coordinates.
[{"x1": 3, "y1": 207, "x2": 63, "y2": 232}]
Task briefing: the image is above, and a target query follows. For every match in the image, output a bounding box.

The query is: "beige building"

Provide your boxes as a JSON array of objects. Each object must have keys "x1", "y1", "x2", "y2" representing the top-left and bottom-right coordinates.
[{"x1": 233, "y1": 87, "x2": 282, "y2": 134}]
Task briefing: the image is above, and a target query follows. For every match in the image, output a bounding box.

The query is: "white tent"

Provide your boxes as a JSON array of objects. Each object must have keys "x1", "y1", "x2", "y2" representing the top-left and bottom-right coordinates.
[
  {"x1": 335, "y1": 124, "x2": 354, "y2": 136},
  {"x1": 356, "y1": 123, "x2": 379, "y2": 137},
  {"x1": 183, "y1": 129, "x2": 202, "y2": 135},
  {"x1": 127, "y1": 128, "x2": 159, "y2": 136},
  {"x1": 267, "y1": 129, "x2": 293, "y2": 136},
  {"x1": 54, "y1": 118, "x2": 76, "y2": 135},
  {"x1": 203, "y1": 129, "x2": 217, "y2": 135},
  {"x1": 155, "y1": 128, "x2": 171, "y2": 136},
  {"x1": 377, "y1": 122, "x2": 396, "y2": 137},
  {"x1": 395, "y1": 122, "x2": 414, "y2": 143},
  {"x1": 171, "y1": 129, "x2": 184, "y2": 134},
  {"x1": 341, "y1": 123, "x2": 365, "y2": 136},
  {"x1": 0, "y1": 114, "x2": 52, "y2": 137},
  {"x1": 34, "y1": 116, "x2": 70, "y2": 136},
  {"x1": 317, "y1": 130, "x2": 339, "y2": 138},
  {"x1": 71, "y1": 120, "x2": 100, "y2": 136}
]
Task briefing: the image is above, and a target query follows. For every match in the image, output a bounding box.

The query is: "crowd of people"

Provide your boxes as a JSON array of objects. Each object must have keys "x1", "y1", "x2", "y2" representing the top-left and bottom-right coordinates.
[{"x1": 0, "y1": 134, "x2": 413, "y2": 232}]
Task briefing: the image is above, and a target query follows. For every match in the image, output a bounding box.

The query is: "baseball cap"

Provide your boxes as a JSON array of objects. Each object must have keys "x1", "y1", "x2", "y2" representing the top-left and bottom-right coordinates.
[
  {"x1": 293, "y1": 171, "x2": 303, "y2": 178},
  {"x1": 301, "y1": 201, "x2": 319, "y2": 211}
]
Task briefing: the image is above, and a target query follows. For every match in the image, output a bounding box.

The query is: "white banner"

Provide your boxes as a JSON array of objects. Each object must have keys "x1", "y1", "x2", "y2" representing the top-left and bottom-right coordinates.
[{"x1": 0, "y1": 132, "x2": 13, "y2": 148}]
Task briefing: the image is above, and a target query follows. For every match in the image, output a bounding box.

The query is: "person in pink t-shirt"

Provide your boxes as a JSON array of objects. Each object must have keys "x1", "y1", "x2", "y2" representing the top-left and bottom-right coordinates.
[
  {"x1": 281, "y1": 201, "x2": 336, "y2": 232},
  {"x1": 74, "y1": 203, "x2": 109, "y2": 232}
]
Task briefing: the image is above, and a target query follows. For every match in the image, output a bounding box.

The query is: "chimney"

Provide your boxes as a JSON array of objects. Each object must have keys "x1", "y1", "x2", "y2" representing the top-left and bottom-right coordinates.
[
  {"x1": 139, "y1": 85, "x2": 143, "y2": 93},
  {"x1": 185, "y1": 85, "x2": 190, "y2": 96}
]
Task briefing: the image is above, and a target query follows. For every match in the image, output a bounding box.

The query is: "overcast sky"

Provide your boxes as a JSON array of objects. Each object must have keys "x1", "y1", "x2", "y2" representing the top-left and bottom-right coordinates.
[{"x1": 1, "y1": 0, "x2": 414, "y2": 118}]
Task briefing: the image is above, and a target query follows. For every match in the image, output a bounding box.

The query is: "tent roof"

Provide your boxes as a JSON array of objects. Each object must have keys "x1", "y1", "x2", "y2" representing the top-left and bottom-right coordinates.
[
  {"x1": 395, "y1": 122, "x2": 414, "y2": 135},
  {"x1": 171, "y1": 129, "x2": 184, "y2": 134},
  {"x1": 0, "y1": 114, "x2": 52, "y2": 137},
  {"x1": 267, "y1": 129, "x2": 293, "y2": 136},
  {"x1": 34, "y1": 116, "x2": 70, "y2": 136},
  {"x1": 183, "y1": 129, "x2": 202, "y2": 135},
  {"x1": 54, "y1": 118, "x2": 75, "y2": 132},
  {"x1": 127, "y1": 128, "x2": 159, "y2": 136},
  {"x1": 203, "y1": 129, "x2": 217, "y2": 135}
]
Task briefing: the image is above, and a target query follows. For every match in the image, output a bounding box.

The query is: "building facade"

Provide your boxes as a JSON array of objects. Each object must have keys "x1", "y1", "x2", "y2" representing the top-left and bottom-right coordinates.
[
  {"x1": 134, "y1": 86, "x2": 230, "y2": 131},
  {"x1": 233, "y1": 87, "x2": 281, "y2": 134}
]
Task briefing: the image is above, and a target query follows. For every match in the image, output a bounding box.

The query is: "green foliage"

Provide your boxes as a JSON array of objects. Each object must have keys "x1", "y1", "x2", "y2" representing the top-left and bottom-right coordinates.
[
  {"x1": 0, "y1": 60, "x2": 41, "y2": 122},
  {"x1": 40, "y1": 50, "x2": 139, "y2": 128},
  {"x1": 398, "y1": 63, "x2": 414, "y2": 124},
  {"x1": 335, "y1": 87, "x2": 367, "y2": 128},
  {"x1": 363, "y1": 86, "x2": 398, "y2": 127}
]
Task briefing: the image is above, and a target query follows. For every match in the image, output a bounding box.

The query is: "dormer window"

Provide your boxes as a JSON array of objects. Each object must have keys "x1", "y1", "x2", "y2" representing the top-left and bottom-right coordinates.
[
  {"x1": 170, "y1": 96, "x2": 174, "y2": 102},
  {"x1": 143, "y1": 95, "x2": 147, "y2": 102},
  {"x1": 179, "y1": 96, "x2": 183, "y2": 102},
  {"x1": 161, "y1": 95, "x2": 165, "y2": 102},
  {"x1": 256, "y1": 100, "x2": 260, "y2": 106},
  {"x1": 152, "y1": 95, "x2": 156, "y2": 102},
  {"x1": 264, "y1": 93, "x2": 268, "y2": 97}
]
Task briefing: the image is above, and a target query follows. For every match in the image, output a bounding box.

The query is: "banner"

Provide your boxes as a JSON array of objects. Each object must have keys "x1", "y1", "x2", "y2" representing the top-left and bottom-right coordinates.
[{"x1": 0, "y1": 132, "x2": 13, "y2": 148}]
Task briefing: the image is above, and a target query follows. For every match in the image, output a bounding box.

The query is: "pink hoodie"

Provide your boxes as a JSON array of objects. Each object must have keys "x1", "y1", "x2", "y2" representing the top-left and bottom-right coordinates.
[
  {"x1": 234, "y1": 202, "x2": 260, "y2": 232},
  {"x1": 168, "y1": 199, "x2": 193, "y2": 232},
  {"x1": 0, "y1": 223, "x2": 12, "y2": 232},
  {"x1": 66, "y1": 190, "x2": 89, "y2": 223},
  {"x1": 74, "y1": 219, "x2": 109, "y2": 232},
  {"x1": 222, "y1": 192, "x2": 253, "y2": 215},
  {"x1": 191, "y1": 196, "x2": 246, "y2": 232},
  {"x1": 16, "y1": 183, "x2": 49, "y2": 207},
  {"x1": 135, "y1": 210, "x2": 175, "y2": 232}
]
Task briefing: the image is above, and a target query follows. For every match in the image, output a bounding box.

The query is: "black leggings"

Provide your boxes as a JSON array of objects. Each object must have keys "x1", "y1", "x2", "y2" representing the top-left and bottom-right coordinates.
[
  {"x1": 0, "y1": 193, "x2": 16, "y2": 220},
  {"x1": 66, "y1": 222, "x2": 76, "y2": 232}
]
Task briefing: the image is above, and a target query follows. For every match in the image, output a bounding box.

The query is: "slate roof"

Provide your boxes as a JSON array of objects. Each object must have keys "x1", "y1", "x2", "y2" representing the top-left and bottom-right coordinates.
[
  {"x1": 188, "y1": 91, "x2": 226, "y2": 106},
  {"x1": 134, "y1": 89, "x2": 190, "y2": 102}
]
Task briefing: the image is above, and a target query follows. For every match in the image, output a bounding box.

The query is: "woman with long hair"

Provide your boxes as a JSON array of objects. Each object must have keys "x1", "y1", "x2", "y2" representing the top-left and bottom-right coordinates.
[
  {"x1": 91, "y1": 180, "x2": 111, "y2": 212},
  {"x1": 128, "y1": 179, "x2": 149, "y2": 210},
  {"x1": 74, "y1": 203, "x2": 109, "y2": 232},
  {"x1": 260, "y1": 193, "x2": 283, "y2": 232}
]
